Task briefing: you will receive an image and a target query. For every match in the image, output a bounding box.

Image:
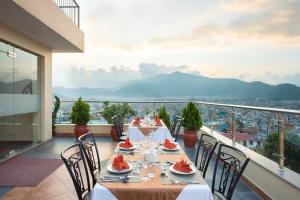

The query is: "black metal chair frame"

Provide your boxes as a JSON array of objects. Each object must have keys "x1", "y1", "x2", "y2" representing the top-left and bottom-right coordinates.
[
  {"x1": 61, "y1": 143, "x2": 92, "y2": 200},
  {"x1": 113, "y1": 116, "x2": 126, "y2": 142},
  {"x1": 212, "y1": 144, "x2": 250, "y2": 200},
  {"x1": 78, "y1": 132, "x2": 101, "y2": 186},
  {"x1": 194, "y1": 133, "x2": 218, "y2": 178},
  {"x1": 173, "y1": 117, "x2": 182, "y2": 142},
  {"x1": 170, "y1": 115, "x2": 178, "y2": 134}
]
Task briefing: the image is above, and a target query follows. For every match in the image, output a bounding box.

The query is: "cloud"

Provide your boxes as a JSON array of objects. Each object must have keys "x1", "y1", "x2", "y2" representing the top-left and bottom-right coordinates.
[
  {"x1": 148, "y1": 0, "x2": 300, "y2": 48},
  {"x1": 53, "y1": 63, "x2": 188, "y2": 88}
]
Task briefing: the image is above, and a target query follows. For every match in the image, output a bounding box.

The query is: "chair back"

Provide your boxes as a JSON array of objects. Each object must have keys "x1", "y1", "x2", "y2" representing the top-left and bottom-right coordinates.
[
  {"x1": 61, "y1": 143, "x2": 92, "y2": 200},
  {"x1": 170, "y1": 115, "x2": 178, "y2": 134},
  {"x1": 173, "y1": 117, "x2": 182, "y2": 142},
  {"x1": 113, "y1": 115, "x2": 123, "y2": 141},
  {"x1": 212, "y1": 144, "x2": 250, "y2": 200},
  {"x1": 78, "y1": 133, "x2": 101, "y2": 185},
  {"x1": 194, "y1": 133, "x2": 218, "y2": 177}
]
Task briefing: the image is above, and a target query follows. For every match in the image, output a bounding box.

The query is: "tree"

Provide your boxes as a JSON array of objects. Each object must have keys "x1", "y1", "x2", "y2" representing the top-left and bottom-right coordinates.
[
  {"x1": 52, "y1": 96, "x2": 60, "y2": 130},
  {"x1": 158, "y1": 106, "x2": 171, "y2": 129},
  {"x1": 101, "y1": 101, "x2": 135, "y2": 124},
  {"x1": 263, "y1": 132, "x2": 300, "y2": 173}
]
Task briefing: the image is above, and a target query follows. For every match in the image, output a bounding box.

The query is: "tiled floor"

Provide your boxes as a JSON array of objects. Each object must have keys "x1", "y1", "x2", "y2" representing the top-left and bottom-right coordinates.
[{"x1": 0, "y1": 137, "x2": 262, "y2": 200}]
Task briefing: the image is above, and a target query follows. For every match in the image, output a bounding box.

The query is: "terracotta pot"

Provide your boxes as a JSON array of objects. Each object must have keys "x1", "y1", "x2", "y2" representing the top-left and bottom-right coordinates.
[
  {"x1": 183, "y1": 130, "x2": 197, "y2": 148},
  {"x1": 74, "y1": 125, "x2": 88, "y2": 138},
  {"x1": 111, "y1": 126, "x2": 119, "y2": 141}
]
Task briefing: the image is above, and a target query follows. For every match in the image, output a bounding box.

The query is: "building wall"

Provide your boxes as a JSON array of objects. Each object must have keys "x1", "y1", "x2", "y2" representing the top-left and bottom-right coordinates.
[{"x1": 0, "y1": 22, "x2": 52, "y2": 142}]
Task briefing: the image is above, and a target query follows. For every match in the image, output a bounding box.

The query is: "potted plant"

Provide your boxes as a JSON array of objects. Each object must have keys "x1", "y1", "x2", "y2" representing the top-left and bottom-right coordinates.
[
  {"x1": 71, "y1": 97, "x2": 90, "y2": 138},
  {"x1": 181, "y1": 102, "x2": 203, "y2": 148},
  {"x1": 52, "y1": 96, "x2": 60, "y2": 137},
  {"x1": 158, "y1": 106, "x2": 171, "y2": 129},
  {"x1": 101, "y1": 101, "x2": 135, "y2": 141}
]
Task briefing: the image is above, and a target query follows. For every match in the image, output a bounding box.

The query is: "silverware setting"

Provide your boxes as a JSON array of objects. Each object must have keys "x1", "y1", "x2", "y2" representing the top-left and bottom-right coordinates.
[
  {"x1": 134, "y1": 161, "x2": 142, "y2": 175},
  {"x1": 100, "y1": 175, "x2": 130, "y2": 183}
]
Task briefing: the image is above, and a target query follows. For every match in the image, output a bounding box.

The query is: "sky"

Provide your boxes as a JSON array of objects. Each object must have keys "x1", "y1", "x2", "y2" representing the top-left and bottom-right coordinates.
[{"x1": 53, "y1": 0, "x2": 300, "y2": 88}]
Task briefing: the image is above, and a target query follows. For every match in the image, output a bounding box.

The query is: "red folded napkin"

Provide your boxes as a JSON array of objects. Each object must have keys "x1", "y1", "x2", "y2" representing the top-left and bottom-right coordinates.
[
  {"x1": 164, "y1": 139, "x2": 177, "y2": 149},
  {"x1": 173, "y1": 159, "x2": 192, "y2": 173},
  {"x1": 133, "y1": 117, "x2": 141, "y2": 125},
  {"x1": 155, "y1": 117, "x2": 162, "y2": 126},
  {"x1": 112, "y1": 155, "x2": 129, "y2": 171},
  {"x1": 119, "y1": 138, "x2": 133, "y2": 148}
]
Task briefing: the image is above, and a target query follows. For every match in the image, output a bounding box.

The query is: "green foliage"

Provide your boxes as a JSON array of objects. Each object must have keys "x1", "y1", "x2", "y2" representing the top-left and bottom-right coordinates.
[
  {"x1": 158, "y1": 106, "x2": 171, "y2": 129},
  {"x1": 181, "y1": 102, "x2": 203, "y2": 132},
  {"x1": 236, "y1": 118, "x2": 245, "y2": 129},
  {"x1": 101, "y1": 101, "x2": 135, "y2": 124},
  {"x1": 263, "y1": 132, "x2": 300, "y2": 173},
  {"x1": 52, "y1": 96, "x2": 60, "y2": 130},
  {"x1": 71, "y1": 97, "x2": 90, "y2": 125}
]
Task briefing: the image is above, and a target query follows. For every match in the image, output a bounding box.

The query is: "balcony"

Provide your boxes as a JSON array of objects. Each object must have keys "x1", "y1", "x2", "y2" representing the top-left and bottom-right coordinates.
[
  {"x1": 0, "y1": 0, "x2": 84, "y2": 52},
  {"x1": 0, "y1": 100, "x2": 299, "y2": 200},
  {"x1": 50, "y1": 100, "x2": 300, "y2": 200},
  {"x1": 52, "y1": 0, "x2": 80, "y2": 27}
]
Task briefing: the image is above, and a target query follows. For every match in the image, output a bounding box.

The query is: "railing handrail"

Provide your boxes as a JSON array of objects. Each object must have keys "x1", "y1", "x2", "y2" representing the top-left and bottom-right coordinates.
[
  {"x1": 195, "y1": 101, "x2": 300, "y2": 115},
  {"x1": 52, "y1": 0, "x2": 80, "y2": 27},
  {"x1": 54, "y1": 100, "x2": 300, "y2": 115}
]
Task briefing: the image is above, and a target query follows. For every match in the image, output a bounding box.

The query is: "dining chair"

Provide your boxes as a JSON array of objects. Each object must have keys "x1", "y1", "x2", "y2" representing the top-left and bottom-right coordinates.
[
  {"x1": 194, "y1": 133, "x2": 218, "y2": 178},
  {"x1": 170, "y1": 115, "x2": 178, "y2": 134},
  {"x1": 113, "y1": 116, "x2": 127, "y2": 141},
  {"x1": 211, "y1": 144, "x2": 250, "y2": 200},
  {"x1": 78, "y1": 132, "x2": 103, "y2": 186},
  {"x1": 173, "y1": 116, "x2": 182, "y2": 142},
  {"x1": 61, "y1": 143, "x2": 93, "y2": 200},
  {"x1": 170, "y1": 115, "x2": 180, "y2": 136}
]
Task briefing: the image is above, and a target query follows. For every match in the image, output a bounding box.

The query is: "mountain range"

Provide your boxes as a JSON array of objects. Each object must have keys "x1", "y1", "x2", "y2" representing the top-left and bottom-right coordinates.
[{"x1": 53, "y1": 71, "x2": 300, "y2": 100}]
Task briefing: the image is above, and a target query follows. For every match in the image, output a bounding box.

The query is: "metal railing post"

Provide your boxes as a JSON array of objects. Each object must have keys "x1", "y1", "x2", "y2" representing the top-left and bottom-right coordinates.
[
  {"x1": 232, "y1": 108, "x2": 236, "y2": 146},
  {"x1": 154, "y1": 102, "x2": 156, "y2": 118},
  {"x1": 279, "y1": 114, "x2": 285, "y2": 169},
  {"x1": 209, "y1": 105, "x2": 213, "y2": 134}
]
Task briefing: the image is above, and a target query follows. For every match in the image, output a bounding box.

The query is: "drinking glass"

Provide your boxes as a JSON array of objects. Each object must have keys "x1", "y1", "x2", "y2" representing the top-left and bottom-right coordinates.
[{"x1": 141, "y1": 150, "x2": 151, "y2": 182}]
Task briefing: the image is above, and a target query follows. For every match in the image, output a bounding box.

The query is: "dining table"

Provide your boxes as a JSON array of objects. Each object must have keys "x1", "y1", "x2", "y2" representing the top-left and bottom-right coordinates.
[
  {"x1": 92, "y1": 141, "x2": 214, "y2": 200},
  {"x1": 127, "y1": 119, "x2": 174, "y2": 143}
]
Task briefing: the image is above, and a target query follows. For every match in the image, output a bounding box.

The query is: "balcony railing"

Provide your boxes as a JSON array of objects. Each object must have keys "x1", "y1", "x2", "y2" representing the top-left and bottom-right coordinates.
[
  {"x1": 54, "y1": 100, "x2": 300, "y2": 175},
  {"x1": 53, "y1": 0, "x2": 80, "y2": 27}
]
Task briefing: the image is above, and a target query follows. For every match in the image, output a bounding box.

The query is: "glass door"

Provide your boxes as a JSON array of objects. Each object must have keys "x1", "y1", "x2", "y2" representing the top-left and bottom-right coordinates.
[
  {"x1": 0, "y1": 41, "x2": 16, "y2": 158},
  {"x1": 0, "y1": 40, "x2": 41, "y2": 161}
]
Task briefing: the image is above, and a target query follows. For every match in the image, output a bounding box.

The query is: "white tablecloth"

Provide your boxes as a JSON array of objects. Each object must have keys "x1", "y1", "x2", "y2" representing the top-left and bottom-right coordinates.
[
  {"x1": 176, "y1": 185, "x2": 214, "y2": 200},
  {"x1": 127, "y1": 122, "x2": 174, "y2": 142}
]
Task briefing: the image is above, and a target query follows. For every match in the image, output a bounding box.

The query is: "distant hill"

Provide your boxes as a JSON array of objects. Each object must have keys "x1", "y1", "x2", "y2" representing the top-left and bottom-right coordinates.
[
  {"x1": 52, "y1": 72, "x2": 300, "y2": 100},
  {"x1": 53, "y1": 87, "x2": 110, "y2": 99}
]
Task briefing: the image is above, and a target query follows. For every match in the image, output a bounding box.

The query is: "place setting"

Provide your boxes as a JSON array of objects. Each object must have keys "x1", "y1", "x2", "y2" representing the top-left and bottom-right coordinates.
[
  {"x1": 114, "y1": 138, "x2": 143, "y2": 155},
  {"x1": 99, "y1": 154, "x2": 142, "y2": 183},
  {"x1": 158, "y1": 139, "x2": 182, "y2": 154},
  {"x1": 160, "y1": 158, "x2": 202, "y2": 185}
]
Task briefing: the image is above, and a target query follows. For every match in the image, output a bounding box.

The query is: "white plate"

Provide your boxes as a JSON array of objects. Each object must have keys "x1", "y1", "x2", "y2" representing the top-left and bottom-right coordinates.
[
  {"x1": 118, "y1": 142, "x2": 135, "y2": 151},
  {"x1": 169, "y1": 164, "x2": 196, "y2": 175},
  {"x1": 107, "y1": 163, "x2": 133, "y2": 173},
  {"x1": 161, "y1": 142, "x2": 179, "y2": 151}
]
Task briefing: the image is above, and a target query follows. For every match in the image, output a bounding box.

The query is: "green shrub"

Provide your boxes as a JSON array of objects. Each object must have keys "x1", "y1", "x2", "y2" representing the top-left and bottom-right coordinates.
[
  {"x1": 52, "y1": 96, "x2": 60, "y2": 130},
  {"x1": 158, "y1": 106, "x2": 171, "y2": 129},
  {"x1": 101, "y1": 101, "x2": 135, "y2": 124},
  {"x1": 71, "y1": 97, "x2": 90, "y2": 125},
  {"x1": 181, "y1": 102, "x2": 203, "y2": 132}
]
